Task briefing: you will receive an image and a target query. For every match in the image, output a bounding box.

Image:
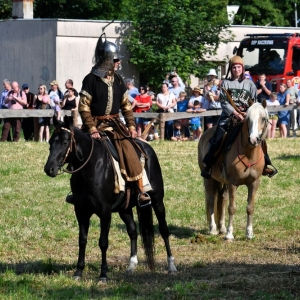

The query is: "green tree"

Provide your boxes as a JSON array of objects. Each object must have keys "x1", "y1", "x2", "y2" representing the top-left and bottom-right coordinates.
[
  {"x1": 229, "y1": 0, "x2": 300, "y2": 27},
  {"x1": 0, "y1": 0, "x2": 12, "y2": 19},
  {"x1": 123, "y1": 0, "x2": 232, "y2": 88},
  {"x1": 33, "y1": 0, "x2": 124, "y2": 19}
]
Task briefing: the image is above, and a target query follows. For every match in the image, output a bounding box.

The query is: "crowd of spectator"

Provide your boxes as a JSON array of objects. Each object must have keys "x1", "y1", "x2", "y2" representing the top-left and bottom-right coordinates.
[
  {"x1": 0, "y1": 79, "x2": 79, "y2": 142},
  {"x1": 2, "y1": 69, "x2": 300, "y2": 143},
  {"x1": 126, "y1": 67, "x2": 300, "y2": 141},
  {"x1": 127, "y1": 69, "x2": 223, "y2": 141}
]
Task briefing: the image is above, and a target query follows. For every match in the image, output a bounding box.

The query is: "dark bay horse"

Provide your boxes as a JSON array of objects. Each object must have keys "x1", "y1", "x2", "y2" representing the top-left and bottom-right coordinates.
[
  {"x1": 44, "y1": 120, "x2": 176, "y2": 282},
  {"x1": 198, "y1": 102, "x2": 269, "y2": 240}
]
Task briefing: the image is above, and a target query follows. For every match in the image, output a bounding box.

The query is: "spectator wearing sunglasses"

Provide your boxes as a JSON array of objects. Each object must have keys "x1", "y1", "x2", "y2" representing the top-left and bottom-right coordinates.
[{"x1": 132, "y1": 85, "x2": 152, "y2": 137}]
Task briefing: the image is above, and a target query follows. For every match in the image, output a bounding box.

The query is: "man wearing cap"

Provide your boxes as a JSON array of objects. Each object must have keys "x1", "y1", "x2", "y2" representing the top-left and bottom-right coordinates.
[
  {"x1": 21, "y1": 83, "x2": 35, "y2": 140},
  {"x1": 201, "y1": 56, "x2": 277, "y2": 179},
  {"x1": 207, "y1": 69, "x2": 218, "y2": 83},
  {"x1": 67, "y1": 33, "x2": 151, "y2": 205}
]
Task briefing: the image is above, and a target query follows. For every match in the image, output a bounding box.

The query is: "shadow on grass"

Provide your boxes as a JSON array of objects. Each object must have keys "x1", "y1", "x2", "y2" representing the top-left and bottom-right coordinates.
[
  {"x1": 0, "y1": 260, "x2": 300, "y2": 299},
  {"x1": 277, "y1": 154, "x2": 300, "y2": 160},
  {"x1": 115, "y1": 222, "x2": 202, "y2": 239}
]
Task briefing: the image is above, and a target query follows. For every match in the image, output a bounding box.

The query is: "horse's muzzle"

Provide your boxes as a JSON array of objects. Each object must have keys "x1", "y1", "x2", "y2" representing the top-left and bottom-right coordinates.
[
  {"x1": 248, "y1": 135, "x2": 259, "y2": 146},
  {"x1": 44, "y1": 161, "x2": 59, "y2": 177}
]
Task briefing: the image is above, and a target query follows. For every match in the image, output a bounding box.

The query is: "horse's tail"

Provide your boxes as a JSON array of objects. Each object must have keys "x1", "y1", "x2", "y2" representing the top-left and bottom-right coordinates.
[{"x1": 136, "y1": 204, "x2": 155, "y2": 270}]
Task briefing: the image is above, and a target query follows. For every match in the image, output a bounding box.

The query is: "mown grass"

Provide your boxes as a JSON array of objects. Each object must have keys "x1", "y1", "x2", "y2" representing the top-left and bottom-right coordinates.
[{"x1": 0, "y1": 132, "x2": 300, "y2": 299}]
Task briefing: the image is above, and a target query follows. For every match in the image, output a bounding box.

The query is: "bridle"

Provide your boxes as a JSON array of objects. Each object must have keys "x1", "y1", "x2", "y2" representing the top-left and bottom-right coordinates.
[
  {"x1": 237, "y1": 113, "x2": 268, "y2": 168},
  {"x1": 56, "y1": 127, "x2": 94, "y2": 174}
]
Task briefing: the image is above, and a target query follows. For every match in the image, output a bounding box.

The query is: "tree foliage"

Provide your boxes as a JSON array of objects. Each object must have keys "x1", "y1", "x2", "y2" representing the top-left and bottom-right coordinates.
[
  {"x1": 33, "y1": 0, "x2": 124, "y2": 20},
  {"x1": 0, "y1": 0, "x2": 12, "y2": 19},
  {"x1": 123, "y1": 0, "x2": 231, "y2": 88},
  {"x1": 229, "y1": 0, "x2": 300, "y2": 27}
]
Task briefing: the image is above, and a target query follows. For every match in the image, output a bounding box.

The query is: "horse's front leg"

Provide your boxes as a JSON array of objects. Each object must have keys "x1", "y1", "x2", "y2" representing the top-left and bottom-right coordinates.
[
  {"x1": 74, "y1": 207, "x2": 92, "y2": 280},
  {"x1": 118, "y1": 209, "x2": 138, "y2": 273},
  {"x1": 217, "y1": 183, "x2": 228, "y2": 235},
  {"x1": 152, "y1": 196, "x2": 177, "y2": 273},
  {"x1": 98, "y1": 211, "x2": 112, "y2": 283},
  {"x1": 204, "y1": 178, "x2": 218, "y2": 235},
  {"x1": 246, "y1": 178, "x2": 260, "y2": 239},
  {"x1": 226, "y1": 184, "x2": 237, "y2": 240}
]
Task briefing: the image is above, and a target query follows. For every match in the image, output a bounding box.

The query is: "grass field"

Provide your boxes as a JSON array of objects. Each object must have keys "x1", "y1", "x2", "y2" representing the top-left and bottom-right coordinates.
[{"x1": 0, "y1": 134, "x2": 300, "y2": 299}]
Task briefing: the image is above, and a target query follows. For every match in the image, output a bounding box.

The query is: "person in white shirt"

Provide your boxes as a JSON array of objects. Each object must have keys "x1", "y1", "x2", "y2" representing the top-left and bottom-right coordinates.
[
  {"x1": 266, "y1": 92, "x2": 280, "y2": 139},
  {"x1": 156, "y1": 83, "x2": 177, "y2": 138}
]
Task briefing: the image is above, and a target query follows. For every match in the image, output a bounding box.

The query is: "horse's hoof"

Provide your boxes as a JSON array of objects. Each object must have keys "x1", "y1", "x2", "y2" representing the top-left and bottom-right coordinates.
[
  {"x1": 126, "y1": 269, "x2": 135, "y2": 274},
  {"x1": 98, "y1": 277, "x2": 108, "y2": 284},
  {"x1": 219, "y1": 226, "x2": 227, "y2": 235},
  {"x1": 73, "y1": 276, "x2": 81, "y2": 281},
  {"x1": 224, "y1": 238, "x2": 234, "y2": 242},
  {"x1": 168, "y1": 270, "x2": 177, "y2": 275},
  {"x1": 209, "y1": 229, "x2": 218, "y2": 236}
]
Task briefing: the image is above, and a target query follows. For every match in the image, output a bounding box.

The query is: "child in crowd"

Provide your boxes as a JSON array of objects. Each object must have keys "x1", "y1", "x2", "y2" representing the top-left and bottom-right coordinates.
[
  {"x1": 176, "y1": 91, "x2": 189, "y2": 126},
  {"x1": 176, "y1": 91, "x2": 189, "y2": 112},
  {"x1": 145, "y1": 121, "x2": 159, "y2": 141},
  {"x1": 266, "y1": 92, "x2": 280, "y2": 139},
  {"x1": 186, "y1": 100, "x2": 204, "y2": 140},
  {"x1": 52, "y1": 94, "x2": 62, "y2": 120},
  {"x1": 244, "y1": 71, "x2": 253, "y2": 81},
  {"x1": 169, "y1": 120, "x2": 190, "y2": 141}
]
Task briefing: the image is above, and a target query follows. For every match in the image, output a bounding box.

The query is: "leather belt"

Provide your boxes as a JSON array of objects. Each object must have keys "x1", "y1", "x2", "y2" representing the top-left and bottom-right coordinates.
[{"x1": 95, "y1": 114, "x2": 119, "y2": 121}]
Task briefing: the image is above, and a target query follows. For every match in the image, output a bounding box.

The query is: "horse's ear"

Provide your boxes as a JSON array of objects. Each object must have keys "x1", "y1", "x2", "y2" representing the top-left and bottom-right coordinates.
[
  {"x1": 53, "y1": 115, "x2": 63, "y2": 128},
  {"x1": 248, "y1": 98, "x2": 254, "y2": 107},
  {"x1": 261, "y1": 99, "x2": 267, "y2": 108},
  {"x1": 63, "y1": 115, "x2": 72, "y2": 129}
]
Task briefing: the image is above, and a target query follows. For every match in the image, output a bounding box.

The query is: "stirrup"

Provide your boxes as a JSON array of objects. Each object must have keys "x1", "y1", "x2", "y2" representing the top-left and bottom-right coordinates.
[
  {"x1": 137, "y1": 192, "x2": 151, "y2": 207},
  {"x1": 263, "y1": 165, "x2": 278, "y2": 178}
]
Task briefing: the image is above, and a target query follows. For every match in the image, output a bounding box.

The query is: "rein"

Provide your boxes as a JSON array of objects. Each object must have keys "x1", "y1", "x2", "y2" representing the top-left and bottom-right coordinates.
[{"x1": 57, "y1": 127, "x2": 94, "y2": 174}]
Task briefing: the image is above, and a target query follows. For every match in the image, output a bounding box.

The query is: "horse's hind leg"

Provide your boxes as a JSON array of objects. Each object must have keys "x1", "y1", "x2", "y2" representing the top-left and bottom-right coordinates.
[
  {"x1": 74, "y1": 207, "x2": 93, "y2": 280},
  {"x1": 204, "y1": 178, "x2": 218, "y2": 235},
  {"x1": 246, "y1": 179, "x2": 260, "y2": 239},
  {"x1": 152, "y1": 197, "x2": 177, "y2": 273},
  {"x1": 118, "y1": 209, "x2": 138, "y2": 273}
]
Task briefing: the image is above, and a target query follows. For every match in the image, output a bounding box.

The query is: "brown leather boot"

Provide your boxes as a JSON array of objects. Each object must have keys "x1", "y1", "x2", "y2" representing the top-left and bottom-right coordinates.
[
  {"x1": 138, "y1": 193, "x2": 151, "y2": 201},
  {"x1": 137, "y1": 178, "x2": 151, "y2": 202},
  {"x1": 262, "y1": 166, "x2": 278, "y2": 178}
]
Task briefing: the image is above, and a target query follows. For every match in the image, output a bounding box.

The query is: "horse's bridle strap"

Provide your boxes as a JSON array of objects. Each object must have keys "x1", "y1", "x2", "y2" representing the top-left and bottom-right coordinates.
[{"x1": 59, "y1": 127, "x2": 94, "y2": 174}]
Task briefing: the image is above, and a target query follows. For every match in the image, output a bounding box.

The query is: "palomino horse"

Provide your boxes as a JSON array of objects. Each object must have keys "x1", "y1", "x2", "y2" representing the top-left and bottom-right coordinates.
[
  {"x1": 198, "y1": 102, "x2": 269, "y2": 240},
  {"x1": 44, "y1": 118, "x2": 177, "y2": 282}
]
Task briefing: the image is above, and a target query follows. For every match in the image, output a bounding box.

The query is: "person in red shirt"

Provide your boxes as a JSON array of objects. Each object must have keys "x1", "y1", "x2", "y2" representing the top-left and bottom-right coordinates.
[{"x1": 131, "y1": 85, "x2": 152, "y2": 137}]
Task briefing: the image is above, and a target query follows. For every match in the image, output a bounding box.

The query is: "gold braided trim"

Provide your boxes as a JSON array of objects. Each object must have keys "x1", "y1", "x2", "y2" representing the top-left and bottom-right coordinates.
[
  {"x1": 120, "y1": 168, "x2": 143, "y2": 182},
  {"x1": 78, "y1": 95, "x2": 92, "y2": 113},
  {"x1": 80, "y1": 90, "x2": 92, "y2": 100}
]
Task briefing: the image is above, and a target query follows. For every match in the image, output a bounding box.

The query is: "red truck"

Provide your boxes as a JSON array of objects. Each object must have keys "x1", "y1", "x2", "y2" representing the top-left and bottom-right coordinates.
[{"x1": 235, "y1": 33, "x2": 300, "y2": 91}]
